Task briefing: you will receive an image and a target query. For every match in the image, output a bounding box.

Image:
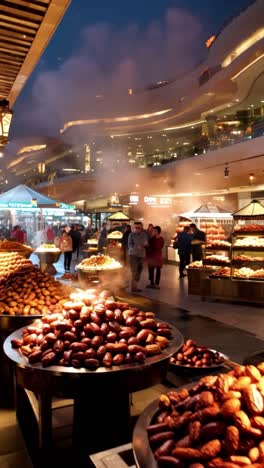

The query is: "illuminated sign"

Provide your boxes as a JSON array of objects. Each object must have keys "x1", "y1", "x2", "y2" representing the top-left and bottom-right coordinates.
[
  {"x1": 129, "y1": 195, "x2": 139, "y2": 205},
  {"x1": 0, "y1": 202, "x2": 37, "y2": 208},
  {"x1": 144, "y1": 196, "x2": 172, "y2": 207},
  {"x1": 129, "y1": 194, "x2": 172, "y2": 207}
]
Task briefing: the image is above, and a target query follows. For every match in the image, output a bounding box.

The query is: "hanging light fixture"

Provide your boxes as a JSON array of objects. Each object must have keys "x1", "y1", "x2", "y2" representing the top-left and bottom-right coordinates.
[
  {"x1": 249, "y1": 173, "x2": 255, "y2": 184},
  {"x1": 0, "y1": 100, "x2": 13, "y2": 146},
  {"x1": 224, "y1": 165, "x2": 230, "y2": 178}
]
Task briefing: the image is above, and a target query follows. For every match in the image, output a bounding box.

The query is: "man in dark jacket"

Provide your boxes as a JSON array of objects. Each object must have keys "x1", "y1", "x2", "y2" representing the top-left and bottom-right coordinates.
[
  {"x1": 190, "y1": 223, "x2": 206, "y2": 261},
  {"x1": 70, "y1": 224, "x2": 82, "y2": 258},
  {"x1": 175, "y1": 226, "x2": 193, "y2": 278}
]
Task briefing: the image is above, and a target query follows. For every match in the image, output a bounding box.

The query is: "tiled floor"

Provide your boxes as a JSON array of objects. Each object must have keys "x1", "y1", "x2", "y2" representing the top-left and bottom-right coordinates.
[{"x1": 1, "y1": 256, "x2": 264, "y2": 467}]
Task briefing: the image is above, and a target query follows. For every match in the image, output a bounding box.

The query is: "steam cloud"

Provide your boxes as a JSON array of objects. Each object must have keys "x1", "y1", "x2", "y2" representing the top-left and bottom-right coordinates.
[{"x1": 12, "y1": 7, "x2": 204, "y2": 137}]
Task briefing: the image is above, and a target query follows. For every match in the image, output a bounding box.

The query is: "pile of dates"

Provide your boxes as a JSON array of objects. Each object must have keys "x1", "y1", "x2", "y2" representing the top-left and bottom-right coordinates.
[
  {"x1": 11, "y1": 290, "x2": 172, "y2": 369},
  {"x1": 169, "y1": 339, "x2": 223, "y2": 368},
  {"x1": 147, "y1": 363, "x2": 264, "y2": 467}
]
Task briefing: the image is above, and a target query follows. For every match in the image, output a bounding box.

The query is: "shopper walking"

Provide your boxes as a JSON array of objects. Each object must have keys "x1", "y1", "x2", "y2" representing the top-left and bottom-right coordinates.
[
  {"x1": 70, "y1": 224, "x2": 82, "y2": 259},
  {"x1": 98, "y1": 223, "x2": 107, "y2": 254},
  {"x1": 190, "y1": 223, "x2": 206, "y2": 261},
  {"x1": 121, "y1": 224, "x2": 131, "y2": 265},
  {"x1": 128, "y1": 222, "x2": 148, "y2": 292},
  {"x1": 11, "y1": 225, "x2": 25, "y2": 243},
  {"x1": 146, "y1": 226, "x2": 164, "y2": 289},
  {"x1": 174, "y1": 226, "x2": 193, "y2": 278},
  {"x1": 46, "y1": 225, "x2": 55, "y2": 243},
  {"x1": 59, "y1": 231, "x2": 73, "y2": 271}
]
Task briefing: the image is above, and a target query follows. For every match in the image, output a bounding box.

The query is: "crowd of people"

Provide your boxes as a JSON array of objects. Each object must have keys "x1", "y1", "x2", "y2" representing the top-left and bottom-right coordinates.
[{"x1": 0, "y1": 218, "x2": 206, "y2": 292}]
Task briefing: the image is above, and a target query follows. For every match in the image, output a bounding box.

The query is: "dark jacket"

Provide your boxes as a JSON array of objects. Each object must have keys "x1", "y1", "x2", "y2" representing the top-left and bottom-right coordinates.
[
  {"x1": 193, "y1": 228, "x2": 206, "y2": 243},
  {"x1": 175, "y1": 231, "x2": 193, "y2": 256},
  {"x1": 122, "y1": 229, "x2": 131, "y2": 249}
]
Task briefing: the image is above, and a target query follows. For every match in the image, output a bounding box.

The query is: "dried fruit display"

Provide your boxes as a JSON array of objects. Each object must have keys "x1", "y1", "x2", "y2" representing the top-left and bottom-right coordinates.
[
  {"x1": 146, "y1": 363, "x2": 264, "y2": 467},
  {"x1": 205, "y1": 255, "x2": 230, "y2": 265},
  {"x1": 234, "y1": 225, "x2": 264, "y2": 233},
  {"x1": 207, "y1": 240, "x2": 231, "y2": 249},
  {"x1": 11, "y1": 290, "x2": 172, "y2": 368},
  {"x1": 76, "y1": 254, "x2": 122, "y2": 271},
  {"x1": 210, "y1": 267, "x2": 231, "y2": 278},
  {"x1": 188, "y1": 261, "x2": 203, "y2": 269},
  {"x1": 0, "y1": 269, "x2": 69, "y2": 315},
  {"x1": 169, "y1": 339, "x2": 224, "y2": 368}
]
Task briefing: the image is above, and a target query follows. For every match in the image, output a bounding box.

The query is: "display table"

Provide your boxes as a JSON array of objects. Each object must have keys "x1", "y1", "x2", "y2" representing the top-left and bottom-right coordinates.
[
  {"x1": 202, "y1": 277, "x2": 264, "y2": 303},
  {"x1": 35, "y1": 251, "x2": 61, "y2": 275},
  {"x1": 4, "y1": 325, "x2": 183, "y2": 456}
]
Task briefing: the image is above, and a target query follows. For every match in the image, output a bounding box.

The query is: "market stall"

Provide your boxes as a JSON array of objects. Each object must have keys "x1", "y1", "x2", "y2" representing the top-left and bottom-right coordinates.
[
  {"x1": 0, "y1": 185, "x2": 77, "y2": 243},
  {"x1": 168, "y1": 205, "x2": 232, "y2": 265},
  {"x1": 201, "y1": 199, "x2": 264, "y2": 302}
]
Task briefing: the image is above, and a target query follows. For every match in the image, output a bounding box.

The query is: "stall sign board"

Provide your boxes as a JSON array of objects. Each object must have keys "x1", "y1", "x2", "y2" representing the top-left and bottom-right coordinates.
[{"x1": 0, "y1": 202, "x2": 38, "y2": 209}]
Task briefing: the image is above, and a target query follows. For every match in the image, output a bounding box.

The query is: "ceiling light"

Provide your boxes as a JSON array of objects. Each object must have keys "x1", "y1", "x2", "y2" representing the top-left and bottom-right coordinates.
[
  {"x1": 249, "y1": 173, "x2": 255, "y2": 183},
  {"x1": 250, "y1": 104, "x2": 254, "y2": 107},
  {"x1": 261, "y1": 100, "x2": 264, "y2": 103},
  {"x1": 227, "y1": 104, "x2": 231, "y2": 107},
  {"x1": 235, "y1": 99, "x2": 239, "y2": 102},
  {"x1": 0, "y1": 152, "x2": 3, "y2": 158}
]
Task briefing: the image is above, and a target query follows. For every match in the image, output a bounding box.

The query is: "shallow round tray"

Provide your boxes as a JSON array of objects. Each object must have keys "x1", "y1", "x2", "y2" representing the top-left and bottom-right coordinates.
[
  {"x1": 75, "y1": 265, "x2": 122, "y2": 274},
  {"x1": 4, "y1": 323, "x2": 183, "y2": 378},
  {"x1": 169, "y1": 348, "x2": 230, "y2": 374},
  {"x1": 0, "y1": 314, "x2": 42, "y2": 332}
]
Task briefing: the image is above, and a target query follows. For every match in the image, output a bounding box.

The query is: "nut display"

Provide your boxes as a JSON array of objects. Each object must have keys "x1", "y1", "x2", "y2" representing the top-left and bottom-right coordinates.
[
  {"x1": 11, "y1": 290, "x2": 172, "y2": 368},
  {"x1": 107, "y1": 231, "x2": 123, "y2": 239},
  {"x1": 188, "y1": 262, "x2": 203, "y2": 269},
  {"x1": 234, "y1": 255, "x2": 264, "y2": 263},
  {"x1": 207, "y1": 241, "x2": 231, "y2": 249},
  {"x1": 234, "y1": 268, "x2": 264, "y2": 280},
  {"x1": 35, "y1": 244, "x2": 61, "y2": 252},
  {"x1": 205, "y1": 255, "x2": 230, "y2": 265},
  {"x1": 210, "y1": 267, "x2": 231, "y2": 278},
  {"x1": 169, "y1": 340, "x2": 223, "y2": 368},
  {"x1": 0, "y1": 239, "x2": 32, "y2": 255},
  {"x1": 235, "y1": 237, "x2": 264, "y2": 248},
  {"x1": 146, "y1": 363, "x2": 264, "y2": 467},
  {"x1": 0, "y1": 269, "x2": 69, "y2": 315},
  {"x1": 76, "y1": 254, "x2": 122, "y2": 271},
  {"x1": 0, "y1": 252, "x2": 33, "y2": 286},
  {"x1": 234, "y1": 225, "x2": 264, "y2": 233}
]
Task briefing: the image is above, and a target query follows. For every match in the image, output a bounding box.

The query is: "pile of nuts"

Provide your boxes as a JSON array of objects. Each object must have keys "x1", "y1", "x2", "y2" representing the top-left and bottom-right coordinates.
[
  {"x1": 11, "y1": 290, "x2": 172, "y2": 368},
  {"x1": 0, "y1": 239, "x2": 32, "y2": 255},
  {"x1": 170, "y1": 340, "x2": 223, "y2": 368},
  {"x1": 0, "y1": 252, "x2": 33, "y2": 287},
  {"x1": 147, "y1": 363, "x2": 264, "y2": 467},
  {"x1": 0, "y1": 269, "x2": 68, "y2": 315}
]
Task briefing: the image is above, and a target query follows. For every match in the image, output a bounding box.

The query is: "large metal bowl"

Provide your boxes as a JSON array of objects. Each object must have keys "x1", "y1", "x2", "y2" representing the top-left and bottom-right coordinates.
[
  {"x1": 35, "y1": 250, "x2": 61, "y2": 264},
  {"x1": 4, "y1": 323, "x2": 183, "y2": 385},
  {"x1": 169, "y1": 348, "x2": 230, "y2": 374}
]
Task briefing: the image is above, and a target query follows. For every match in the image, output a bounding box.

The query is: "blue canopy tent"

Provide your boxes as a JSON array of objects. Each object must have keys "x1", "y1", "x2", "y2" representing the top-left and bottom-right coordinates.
[
  {"x1": 0, "y1": 184, "x2": 58, "y2": 208},
  {"x1": 0, "y1": 185, "x2": 60, "y2": 236}
]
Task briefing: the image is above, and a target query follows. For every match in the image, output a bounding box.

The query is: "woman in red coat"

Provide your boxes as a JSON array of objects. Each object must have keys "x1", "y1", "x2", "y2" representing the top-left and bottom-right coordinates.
[{"x1": 146, "y1": 226, "x2": 164, "y2": 289}]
